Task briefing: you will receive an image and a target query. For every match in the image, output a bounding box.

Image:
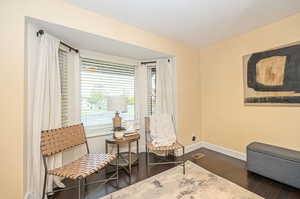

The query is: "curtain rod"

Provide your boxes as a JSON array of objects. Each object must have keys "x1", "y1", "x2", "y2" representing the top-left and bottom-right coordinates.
[
  {"x1": 141, "y1": 61, "x2": 156, "y2": 65},
  {"x1": 37, "y1": 30, "x2": 79, "y2": 53},
  {"x1": 141, "y1": 59, "x2": 170, "y2": 65}
]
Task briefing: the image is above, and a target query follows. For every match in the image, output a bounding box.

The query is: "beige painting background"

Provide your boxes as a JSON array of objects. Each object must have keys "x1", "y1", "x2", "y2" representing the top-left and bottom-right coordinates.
[{"x1": 243, "y1": 41, "x2": 300, "y2": 106}]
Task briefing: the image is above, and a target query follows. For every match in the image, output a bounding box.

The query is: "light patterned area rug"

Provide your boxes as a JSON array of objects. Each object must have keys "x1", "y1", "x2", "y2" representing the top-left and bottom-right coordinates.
[{"x1": 101, "y1": 161, "x2": 264, "y2": 199}]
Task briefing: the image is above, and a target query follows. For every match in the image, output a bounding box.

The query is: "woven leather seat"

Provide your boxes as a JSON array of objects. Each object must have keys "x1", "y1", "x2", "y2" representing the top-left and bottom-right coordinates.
[
  {"x1": 49, "y1": 153, "x2": 116, "y2": 179},
  {"x1": 147, "y1": 142, "x2": 183, "y2": 151},
  {"x1": 41, "y1": 124, "x2": 118, "y2": 199}
]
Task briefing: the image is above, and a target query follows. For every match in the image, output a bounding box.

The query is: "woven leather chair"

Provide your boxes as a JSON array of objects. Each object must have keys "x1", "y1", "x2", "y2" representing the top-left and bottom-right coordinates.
[
  {"x1": 145, "y1": 116, "x2": 185, "y2": 175},
  {"x1": 41, "y1": 124, "x2": 118, "y2": 199}
]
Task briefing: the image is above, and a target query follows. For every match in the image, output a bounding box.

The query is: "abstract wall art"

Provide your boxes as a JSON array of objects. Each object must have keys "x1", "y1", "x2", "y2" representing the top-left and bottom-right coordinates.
[{"x1": 243, "y1": 42, "x2": 300, "y2": 106}]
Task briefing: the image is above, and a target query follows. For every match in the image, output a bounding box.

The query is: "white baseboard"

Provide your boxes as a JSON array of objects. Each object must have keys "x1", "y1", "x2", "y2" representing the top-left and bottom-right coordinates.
[
  {"x1": 186, "y1": 142, "x2": 204, "y2": 153},
  {"x1": 143, "y1": 140, "x2": 246, "y2": 161},
  {"x1": 200, "y1": 142, "x2": 247, "y2": 161},
  {"x1": 174, "y1": 142, "x2": 203, "y2": 156},
  {"x1": 183, "y1": 141, "x2": 246, "y2": 161}
]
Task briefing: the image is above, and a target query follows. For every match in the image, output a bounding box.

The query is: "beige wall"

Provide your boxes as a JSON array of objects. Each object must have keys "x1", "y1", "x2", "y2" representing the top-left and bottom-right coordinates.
[
  {"x1": 5, "y1": 1, "x2": 299, "y2": 198},
  {"x1": 0, "y1": 0, "x2": 200, "y2": 198},
  {"x1": 199, "y1": 13, "x2": 300, "y2": 154}
]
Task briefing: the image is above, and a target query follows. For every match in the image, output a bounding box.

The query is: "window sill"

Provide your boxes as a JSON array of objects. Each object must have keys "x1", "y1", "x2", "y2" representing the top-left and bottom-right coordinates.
[
  {"x1": 86, "y1": 131, "x2": 114, "y2": 139},
  {"x1": 85, "y1": 126, "x2": 114, "y2": 138}
]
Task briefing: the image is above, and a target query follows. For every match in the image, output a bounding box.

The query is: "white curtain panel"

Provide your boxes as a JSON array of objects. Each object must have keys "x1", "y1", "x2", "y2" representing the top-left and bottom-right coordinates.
[
  {"x1": 25, "y1": 23, "x2": 42, "y2": 199},
  {"x1": 25, "y1": 24, "x2": 64, "y2": 199},
  {"x1": 135, "y1": 62, "x2": 149, "y2": 151},
  {"x1": 156, "y1": 58, "x2": 177, "y2": 122},
  {"x1": 40, "y1": 33, "x2": 66, "y2": 193},
  {"x1": 67, "y1": 51, "x2": 81, "y2": 125},
  {"x1": 62, "y1": 51, "x2": 86, "y2": 164}
]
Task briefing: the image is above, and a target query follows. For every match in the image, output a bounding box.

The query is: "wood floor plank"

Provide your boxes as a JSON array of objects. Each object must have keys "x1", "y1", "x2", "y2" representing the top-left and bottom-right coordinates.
[{"x1": 50, "y1": 148, "x2": 300, "y2": 199}]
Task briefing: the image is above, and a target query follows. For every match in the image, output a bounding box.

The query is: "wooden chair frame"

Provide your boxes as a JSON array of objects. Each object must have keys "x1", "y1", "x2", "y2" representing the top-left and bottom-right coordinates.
[
  {"x1": 145, "y1": 117, "x2": 186, "y2": 176},
  {"x1": 41, "y1": 124, "x2": 118, "y2": 199}
]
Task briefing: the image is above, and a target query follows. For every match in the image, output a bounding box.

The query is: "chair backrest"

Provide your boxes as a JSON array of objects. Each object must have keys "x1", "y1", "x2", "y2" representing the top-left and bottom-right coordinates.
[
  {"x1": 144, "y1": 115, "x2": 176, "y2": 143},
  {"x1": 41, "y1": 124, "x2": 87, "y2": 157},
  {"x1": 145, "y1": 115, "x2": 176, "y2": 133}
]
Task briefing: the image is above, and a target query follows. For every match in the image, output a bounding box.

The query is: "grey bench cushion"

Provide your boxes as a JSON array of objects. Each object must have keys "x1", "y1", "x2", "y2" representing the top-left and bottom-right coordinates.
[
  {"x1": 247, "y1": 142, "x2": 300, "y2": 163},
  {"x1": 247, "y1": 142, "x2": 300, "y2": 189}
]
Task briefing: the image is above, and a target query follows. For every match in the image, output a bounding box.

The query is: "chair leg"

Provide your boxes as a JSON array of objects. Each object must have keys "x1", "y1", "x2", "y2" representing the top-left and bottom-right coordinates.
[
  {"x1": 42, "y1": 171, "x2": 47, "y2": 199},
  {"x1": 83, "y1": 177, "x2": 87, "y2": 197},
  {"x1": 78, "y1": 178, "x2": 82, "y2": 199},
  {"x1": 84, "y1": 178, "x2": 88, "y2": 191}
]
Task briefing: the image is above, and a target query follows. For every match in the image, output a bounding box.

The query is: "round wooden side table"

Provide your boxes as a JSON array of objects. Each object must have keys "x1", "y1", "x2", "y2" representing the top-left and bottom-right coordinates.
[{"x1": 105, "y1": 133, "x2": 140, "y2": 182}]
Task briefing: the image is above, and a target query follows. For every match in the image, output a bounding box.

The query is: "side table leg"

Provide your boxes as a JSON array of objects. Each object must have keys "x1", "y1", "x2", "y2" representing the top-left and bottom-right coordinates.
[
  {"x1": 129, "y1": 142, "x2": 132, "y2": 184},
  {"x1": 117, "y1": 144, "x2": 120, "y2": 156},
  {"x1": 105, "y1": 142, "x2": 108, "y2": 177}
]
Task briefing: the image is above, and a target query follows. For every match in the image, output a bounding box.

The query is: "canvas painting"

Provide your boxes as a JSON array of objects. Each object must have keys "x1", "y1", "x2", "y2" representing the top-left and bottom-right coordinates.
[{"x1": 243, "y1": 42, "x2": 300, "y2": 106}]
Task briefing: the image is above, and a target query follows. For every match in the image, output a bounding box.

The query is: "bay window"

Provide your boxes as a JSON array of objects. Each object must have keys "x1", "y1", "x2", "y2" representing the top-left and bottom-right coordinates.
[{"x1": 80, "y1": 57, "x2": 135, "y2": 134}]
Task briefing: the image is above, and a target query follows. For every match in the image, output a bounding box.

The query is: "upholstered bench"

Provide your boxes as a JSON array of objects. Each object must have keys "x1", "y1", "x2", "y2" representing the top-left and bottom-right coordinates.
[{"x1": 247, "y1": 142, "x2": 300, "y2": 189}]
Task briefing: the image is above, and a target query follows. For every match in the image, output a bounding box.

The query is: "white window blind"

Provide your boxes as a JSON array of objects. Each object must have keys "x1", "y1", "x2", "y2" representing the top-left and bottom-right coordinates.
[
  {"x1": 80, "y1": 57, "x2": 135, "y2": 131},
  {"x1": 58, "y1": 49, "x2": 69, "y2": 127}
]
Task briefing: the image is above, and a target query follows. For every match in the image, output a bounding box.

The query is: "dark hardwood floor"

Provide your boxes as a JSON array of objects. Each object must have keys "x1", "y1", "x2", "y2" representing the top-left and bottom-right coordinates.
[{"x1": 51, "y1": 148, "x2": 300, "y2": 199}]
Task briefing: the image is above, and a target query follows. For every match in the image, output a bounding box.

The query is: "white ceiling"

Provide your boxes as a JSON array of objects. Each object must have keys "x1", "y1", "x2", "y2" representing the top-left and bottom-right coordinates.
[
  {"x1": 28, "y1": 18, "x2": 170, "y2": 60},
  {"x1": 66, "y1": 0, "x2": 300, "y2": 48}
]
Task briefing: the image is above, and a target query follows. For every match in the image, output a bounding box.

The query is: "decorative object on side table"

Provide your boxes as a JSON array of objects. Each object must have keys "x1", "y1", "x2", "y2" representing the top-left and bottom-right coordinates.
[
  {"x1": 107, "y1": 96, "x2": 128, "y2": 137},
  {"x1": 124, "y1": 120, "x2": 140, "y2": 137}
]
